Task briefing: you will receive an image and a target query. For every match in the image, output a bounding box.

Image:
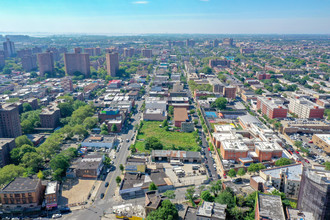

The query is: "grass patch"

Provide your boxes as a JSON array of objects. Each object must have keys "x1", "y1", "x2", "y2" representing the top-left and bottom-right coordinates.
[
  {"x1": 137, "y1": 121, "x2": 200, "y2": 151},
  {"x1": 134, "y1": 141, "x2": 150, "y2": 154}
]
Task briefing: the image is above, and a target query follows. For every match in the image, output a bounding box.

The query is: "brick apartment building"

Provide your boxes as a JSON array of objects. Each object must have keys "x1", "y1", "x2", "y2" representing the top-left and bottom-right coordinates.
[
  {"x1": 0, "y1": 104, "x2": 22, "y2": 138},
  {"x1": 0, "y1": 138, "x2": 15, "y2": 168},
  {"x1": 106, "y1": 52, "x2": 119, "y2": 77},
  {"x1": 288, "y1": 96, "x2": 324, "y2": 119},
  {"x1": 84, "y1": 47, "x2": 101, "y2": 56},
  {"x1": 222, "y1": 38, "x2": 233, "y2": 46},
  {"x1": 208, "y1": 59, "x2": 231, "y2": 68},
  {"x1": 123, "y1": 48, "x2": 135, "y2": 57},
  {"x1": 257, "y1": 96, "x2": 288, "y2": 119},
  {"x1": 21, "y1": 55, "x2": 37, "y2": 72},
  {"x1": 61, "y1": 76, "x2": 73, "y2": 92},
  {"x1": 256, "y1": 72, "x2": 271, "y2": 80},
  {"x1": 223, "y1": 86, "x2": 236, "y2": 99},
  {"x1": 64, "y1": 49, "x2": 90, "y2": 77},
  {"x1": 141, "y1": 49, "x2": 152, "y2": 58},
  {"x1": 45, "y1": 181, "x2": 59, "y2": 210},
  {"x1": 0, "y1": 177, "x2": 43, "y2": 210},
  {"x1": 37, "y1": 52, "x2": 54, "y2": 76},
  {"x1": 39, "y1": 105, "x2": 60, "y2": 129}
]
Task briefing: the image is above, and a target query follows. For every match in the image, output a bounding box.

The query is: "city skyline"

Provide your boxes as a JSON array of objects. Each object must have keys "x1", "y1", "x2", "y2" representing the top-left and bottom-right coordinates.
[{"x1": 0, "y1": 0, "x2": 330, "y2": 34}]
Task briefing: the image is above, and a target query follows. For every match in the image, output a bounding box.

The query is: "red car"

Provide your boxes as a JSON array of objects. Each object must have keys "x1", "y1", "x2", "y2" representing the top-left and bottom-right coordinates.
[
  {"x1": 304, "y1": 159, "x2": 310, "y2": 163},
  {"x1": 208, "y1": 147, "x2": 211, "y2": 151},
  {"x1": 223, "y1": 173, "x2": 227, "y2": 179},
  {"x1": 308, "y1": 140, "x2": 313, "y2": 143},
  {"x1": 295, "y1": 151, "x2": 300, "y2": 154}
]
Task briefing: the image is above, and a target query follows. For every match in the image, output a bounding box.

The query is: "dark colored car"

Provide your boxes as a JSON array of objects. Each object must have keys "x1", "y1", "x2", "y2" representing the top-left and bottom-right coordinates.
[
  {"x1": 105, "y1": 182, "x2": 109, "y2": 187},
  {"x1": 100, "y1": 193, "x2": 105, "y2": 199},
  {"x1": 60, "y1": 207, "x2": 71, "y2": 213},
  {"x1": 217, "y1": 174, "x2": 221, "y2": 179}
]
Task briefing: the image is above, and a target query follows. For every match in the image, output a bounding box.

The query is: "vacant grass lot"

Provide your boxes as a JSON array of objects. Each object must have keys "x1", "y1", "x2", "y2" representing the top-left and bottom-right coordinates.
[{"x1": 136, "y1": 121, "x2": 200, "y2": 152}]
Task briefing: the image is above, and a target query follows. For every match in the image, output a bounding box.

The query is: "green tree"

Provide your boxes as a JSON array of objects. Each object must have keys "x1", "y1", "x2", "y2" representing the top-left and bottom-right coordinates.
[
  {"x1": 228, "y1": 169, "x2": 237, "y2": 178},
  {"x1": 130, "y1": 145, "x2": 136, "y2": 154},
  {"x1": 185, "y1": 186, "x2": 196, "y2": 206},
  {"x1": 53, "y1": 168, "x2": 64, "y2": 181},
  {"x1": 248, "y1": 163, "x2": 265, "y2": 174},
  {"x1": 58, "y1": 102, "x2": 74, "y2": 118},
  {"x1": 111, "y1": 124, "x2": 118, "y2": 132},
  {"x1": 147, "y1": 199, "x2": 179, "y2": 220},
  {"x1": 149, "y1": 182, "x2": 158, "y2": 190},
  {"x1": 209, "y1": 180, "x2": 222, "y2": 197},
  {"x1": 163, "y1": 190, "x2": 176, "y2": 199},
  {"x1": 255, "y1": 89, "x2": 264, "y2": 95},
  {"x1": 211, "y1": 97, "x2": 228, "y2": 110},
  {"x1": 10, "y1": 144, "x2": 36, "y2": 165},
  {"x1": 201, "y1": 190, "x2": 214, "y2": 202},
  {"x1": 237, "y1": 168, "x2": 246, "y2": 176},
  {"x1": 21, "y1": 120, "x2": 34, "y2": 134},
  {"x1": 103, "y1": 155, "x2": 111, "y2": 166},
  {"x1": 119, "y1": 164, "x2": 124, "y2": 173},
  {"x1": 168, "y1": 106, "x2": 174, "y2": 116},
  {"x1": 37, "y1": 170, "x2": 44, "y2": 179},
  {"x1": 294, "y1": 141, "x2": 302, "y2": 148},
  {"x1": 275, "y1": 158, "x2": 292, "y2": 166},
  {"x1": 50, "y1": 154, "x2": 70, "y2": 172},
  {"x1": 214, "y1": 190, "x2": 235, "y2": 209},
  {"x1": 325, "y1": 162, "x2": 330, "y2": 171},
  {"x1": 82, "y1": 117, "x2": 98, "y2": 129},
  {"x1": 116, "y1": 176, "x2": 122, "y2": 186},
  {"x1": 21, "y1": 152, "x2": 43, "y2": 172},
  {"x1": 22, "y1": 103, "x2": 32, "y2": 112},
  {"x1": 0, "y1": 164, "x2": 26, "y2": 185},
  {"x1": 15, "y1": 135, "x2": 33, "y2": 147},
  {"x1": 230, "y1": 206, "x2": 245, "y2": 220},
  {"x1": 162, "y1": 119, "x2": 168, "y2": 127},
  {"x1": 145, "y1": 137, "x2": 163, "y2": 150}
]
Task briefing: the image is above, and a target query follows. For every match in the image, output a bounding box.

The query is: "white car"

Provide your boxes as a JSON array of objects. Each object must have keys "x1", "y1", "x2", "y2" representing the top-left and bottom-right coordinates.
[{"x1": 52, "y1": 214, "x2": 62, "y2": 219}]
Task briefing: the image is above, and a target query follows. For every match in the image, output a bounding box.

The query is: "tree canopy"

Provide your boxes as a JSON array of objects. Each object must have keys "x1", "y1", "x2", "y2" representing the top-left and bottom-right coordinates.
[
  {"x1": 275, "y1": 158, "x2": 292, "y2": 166},
  {"x1": 211, "y1": 97, "x2": 227, "y2": 110},
  {"x1": 147, "y1": 200, "x2": 178, "y2": 220}
]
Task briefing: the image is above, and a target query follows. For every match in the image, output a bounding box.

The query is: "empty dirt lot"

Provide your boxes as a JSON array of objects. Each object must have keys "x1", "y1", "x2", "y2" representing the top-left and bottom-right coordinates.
[{"x1": 60, "y1": 179, "x2": 100, "y2": 206}]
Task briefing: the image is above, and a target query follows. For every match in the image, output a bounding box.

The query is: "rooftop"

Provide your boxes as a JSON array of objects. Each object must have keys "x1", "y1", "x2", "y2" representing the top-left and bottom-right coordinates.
[
  {"x1": 287, "y1": 209, "x2": 315, "y2": 220},
  {"x1": 1, "y1": 177, "x2": 40, "y2": 193},
  {"x1": 255, "y1": 141, "x2": 283, "y2": 152},
  {"x1": 173, "y1": 108, "x2": 188, "y2": 122},
  {"x1": 221, "y1": 140, "x2": 249, "y2": 152},
  {"x1": 45, "y1": 181, "x2": 58, "y2": 195},
  {"x1": 262, "y1": 164, "x2": 302, "y2": 182},
  {"x1": 258, "y1": 194, "x2": 285, "y2": 220}
]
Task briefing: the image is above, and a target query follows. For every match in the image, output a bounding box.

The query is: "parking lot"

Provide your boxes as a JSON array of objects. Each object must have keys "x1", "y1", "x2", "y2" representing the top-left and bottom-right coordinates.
[{"x1": 288, "y1": 133, "x2": 330, "y2": 163}]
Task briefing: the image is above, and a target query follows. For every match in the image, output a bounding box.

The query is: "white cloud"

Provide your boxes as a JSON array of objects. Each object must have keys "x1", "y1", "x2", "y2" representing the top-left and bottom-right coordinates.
[{"x1": 132, "y1": 1, "x2": 149, "y2": 4}]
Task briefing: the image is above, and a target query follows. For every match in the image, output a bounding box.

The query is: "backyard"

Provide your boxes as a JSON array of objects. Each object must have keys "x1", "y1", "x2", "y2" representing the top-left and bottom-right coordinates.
[{"x1": 135, "y1": 121, "x2": 200, "y2": 153}]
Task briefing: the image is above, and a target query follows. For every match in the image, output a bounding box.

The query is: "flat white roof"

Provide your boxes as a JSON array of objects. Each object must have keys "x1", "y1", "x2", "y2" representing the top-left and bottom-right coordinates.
[{"x1": 45, "y1": 181, "x2": 58, "y2": 195}]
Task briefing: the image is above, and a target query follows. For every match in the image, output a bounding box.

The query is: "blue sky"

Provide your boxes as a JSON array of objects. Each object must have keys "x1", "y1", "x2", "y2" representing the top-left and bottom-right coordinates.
[{"x1": 0, "y1": 0, "x2": 329, "y2": 34}]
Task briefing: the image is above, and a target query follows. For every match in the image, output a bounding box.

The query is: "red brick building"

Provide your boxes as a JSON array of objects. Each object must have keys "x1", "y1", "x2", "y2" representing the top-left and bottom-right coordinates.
[{"x1": 257, "y1": 97, "x2": 288, "y2": 119}]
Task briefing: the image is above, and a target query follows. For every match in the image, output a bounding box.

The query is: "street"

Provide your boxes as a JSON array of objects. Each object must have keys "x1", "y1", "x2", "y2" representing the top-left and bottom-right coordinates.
[{"x1": 62, "y1": 100, "x2": 144, "y2": 220}]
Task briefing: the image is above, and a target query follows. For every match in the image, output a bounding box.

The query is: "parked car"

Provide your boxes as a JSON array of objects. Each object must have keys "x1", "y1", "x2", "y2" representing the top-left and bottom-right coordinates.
[
  {"x1": 59, "y1": 207, "x2": 71, "y2": 213},
  {"x1": 52, "y1": 214, "x2": 62, "y2": 219}
]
